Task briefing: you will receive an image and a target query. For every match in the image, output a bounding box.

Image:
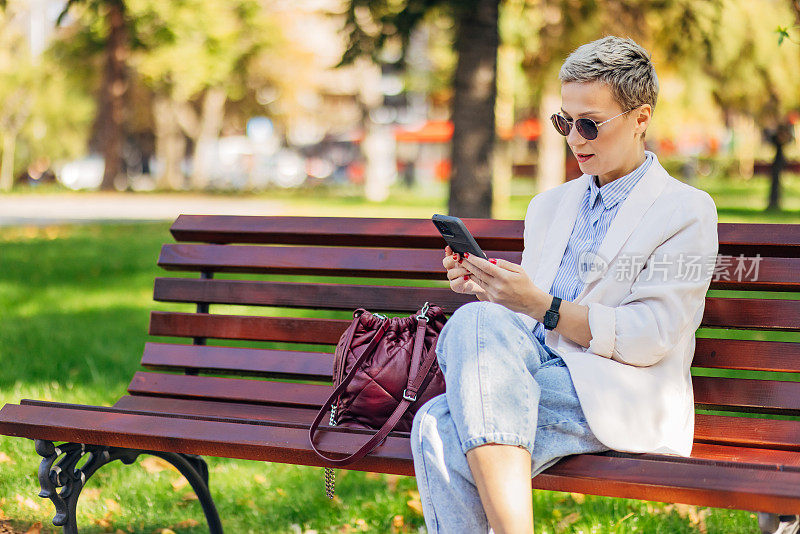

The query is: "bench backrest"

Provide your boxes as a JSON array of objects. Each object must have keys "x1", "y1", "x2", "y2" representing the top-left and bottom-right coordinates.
[{"x1": 138, "y1": 215, "x2": 800, "y2": 455}]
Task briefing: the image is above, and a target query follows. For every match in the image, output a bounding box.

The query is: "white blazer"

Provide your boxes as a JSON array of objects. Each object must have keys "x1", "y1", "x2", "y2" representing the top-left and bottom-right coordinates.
[{"x1": 515, "y1": 153, "x2": 718, "y2": 457}]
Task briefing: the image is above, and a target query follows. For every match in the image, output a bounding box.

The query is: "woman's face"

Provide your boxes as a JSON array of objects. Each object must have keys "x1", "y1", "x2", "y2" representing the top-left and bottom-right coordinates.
[{"x1": 559, "y1": 80, "x2": 651, "y2": 186}]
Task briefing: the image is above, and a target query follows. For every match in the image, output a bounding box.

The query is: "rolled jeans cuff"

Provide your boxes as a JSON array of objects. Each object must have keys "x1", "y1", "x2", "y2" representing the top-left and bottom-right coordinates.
[{"x1": 462, "y1": 433, "x2": 535, "y2": 456}]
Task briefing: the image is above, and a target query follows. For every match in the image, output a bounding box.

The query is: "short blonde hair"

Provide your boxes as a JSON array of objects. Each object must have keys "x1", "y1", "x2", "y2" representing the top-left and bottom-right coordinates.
[{"x1": 559, "y1": 36, "x2": 658, "y2": 113}]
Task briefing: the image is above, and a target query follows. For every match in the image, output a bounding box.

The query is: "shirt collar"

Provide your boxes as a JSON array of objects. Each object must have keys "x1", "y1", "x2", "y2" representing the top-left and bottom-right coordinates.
[{"x1": 587, "y1": 151, "x2": 653, "y2": 210}]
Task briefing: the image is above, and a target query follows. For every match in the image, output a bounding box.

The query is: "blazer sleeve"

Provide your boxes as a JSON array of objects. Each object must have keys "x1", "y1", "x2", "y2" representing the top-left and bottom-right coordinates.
[{"x1": 586, "y1": 191, "x2": 719, "y2": 367}]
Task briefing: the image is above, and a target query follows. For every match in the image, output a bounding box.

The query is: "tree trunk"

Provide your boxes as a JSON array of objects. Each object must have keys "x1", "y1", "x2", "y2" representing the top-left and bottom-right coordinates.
[
  {"x1": 153, "y1": 95, "x2": 186, "y2": 190},
  {"x1": 1, "y1": 88, "x2": 31, "y2": 192},
  {"x1": 190, "y1": 87, "x2": 227, "y2": 190},
  {"x1": 536, "y1": 75, "x2": 566, "y2": 193},
  {"x1": 447, "y1": 0, "x2": 499, "y2": 218},
  {"x1": 492, "y1": 43, "x2": 516, "y2": 220},
  {"x1": 0, "y1": 132, "x2": 16, "y2": 191},
  {"x1": 767, "y1": 139, "x2": 785, "y2": 211},
  {"x1": 99, "y1": 0, "x2": 129, "y2": 192}
]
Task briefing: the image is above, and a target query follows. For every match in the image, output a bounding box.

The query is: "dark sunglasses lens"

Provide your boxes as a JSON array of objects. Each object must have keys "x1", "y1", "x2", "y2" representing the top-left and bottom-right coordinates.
[
  {"x1": 551, "y1": 114, "x2": 570, "y2": 136},
  {"x1": 575, "y1": 118, "x2": 598, "y2": 140}
]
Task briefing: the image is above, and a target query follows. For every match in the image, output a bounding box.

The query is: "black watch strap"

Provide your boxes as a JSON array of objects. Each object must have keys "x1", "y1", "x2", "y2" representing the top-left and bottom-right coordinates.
[{"x1": 543, "y1": 296, "x2": 562, "y2": 330}]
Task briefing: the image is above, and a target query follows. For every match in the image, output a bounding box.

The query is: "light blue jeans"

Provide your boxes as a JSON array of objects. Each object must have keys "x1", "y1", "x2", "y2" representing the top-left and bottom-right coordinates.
[{"x1": 410, "y1": 301, "x2": 610, "y2": 534}]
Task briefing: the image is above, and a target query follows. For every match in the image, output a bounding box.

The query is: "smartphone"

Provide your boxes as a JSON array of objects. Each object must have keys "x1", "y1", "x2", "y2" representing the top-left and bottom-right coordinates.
[{"x1": 432, "y1": 214, "x2": 488, "y2": 260}]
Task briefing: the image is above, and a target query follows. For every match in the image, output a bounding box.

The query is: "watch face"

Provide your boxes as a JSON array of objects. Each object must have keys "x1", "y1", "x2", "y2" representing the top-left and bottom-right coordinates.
[{"x1": 543, "y1": 310, "x2": 559, "y2": 330}]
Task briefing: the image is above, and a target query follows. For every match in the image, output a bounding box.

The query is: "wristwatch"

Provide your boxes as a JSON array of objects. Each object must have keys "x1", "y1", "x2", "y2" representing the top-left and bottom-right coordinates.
[{"x1": 543, "y1": 296, "x2": 562, "y2": 330}]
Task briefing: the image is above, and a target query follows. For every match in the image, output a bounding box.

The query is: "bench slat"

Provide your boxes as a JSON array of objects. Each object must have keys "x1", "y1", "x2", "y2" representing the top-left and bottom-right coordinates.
[
  {"x1": 148, "y1": 298, "x2": 800, "y2": 345},
  {"x1": 141, "y1": 342, "x2": 333, "y2": 380},
  {"x1": 153, "y1": 279, "x2": 800, "y2": 317},
  {"x1": 148, "y1": 312, "x2": 350, "y2": 344},
  {"x1": 157, "y1": 244, "x2": 515, "y2": 280},
  {"x1": 113, "y1": 396, "x2": 800, "y2": 454},
  {"x1": 693, "y1": 338, "x2": 800, "y2": 373},
  {"x1": 694, "y1": 376, "x2": 800, "y2": 415},
  {"x1": 127, "y1": 372, "x2": 333, "y2": 407},
  {"x1": 695, "y1": 413, "x2": 800, "y2": 450},
  {"x1": 531, "y1": 451, "x2": 800, "y2": 514},
  {"x1": 3, "y1": 402, "x2": 800, "y2": 514},
  {"x1": 169, "y1": 215, "x2": 524, "y2": 250},
  {"x1": 0, "y1": 402, "x2": 412, "y2": 472},
  {"x1": 156, "y1": 245, "x2": 800, "y2": 291},
  {"x1": 141, "y1": 339, "x2": 800, "y2": 379},
  {"x1": 112, "y1": 395, "x2": 325, "y2": 426},
  {"x1": 168, "y1": 215, "x2": 800, "y2": 258},
  {"x1": 128, "y1": 371, "x2": 800, "y2": 418},
  {"x1": 152, "y1": 278, "x2": 469, "y2": 312},
  {"x1": 702, "y1": 298, "x2": 800, "y2": 330}
]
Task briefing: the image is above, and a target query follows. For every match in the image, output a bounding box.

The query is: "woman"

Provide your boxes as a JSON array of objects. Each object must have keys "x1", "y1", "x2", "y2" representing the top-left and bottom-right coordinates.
[{"x1": 409, "y1": 35, "x2": 719, "y2": 533}]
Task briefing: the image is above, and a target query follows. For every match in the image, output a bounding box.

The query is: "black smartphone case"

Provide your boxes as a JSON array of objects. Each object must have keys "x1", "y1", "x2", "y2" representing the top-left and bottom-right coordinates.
[{"x1": 431, "y1": 214, "x2": 488, "y2": 260}]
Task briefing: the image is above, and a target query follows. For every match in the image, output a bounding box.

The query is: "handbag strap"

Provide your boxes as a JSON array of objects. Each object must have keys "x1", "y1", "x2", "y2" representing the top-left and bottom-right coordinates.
[{"x1": 309, "y1": 313, "x2": 440, "y2": 466}]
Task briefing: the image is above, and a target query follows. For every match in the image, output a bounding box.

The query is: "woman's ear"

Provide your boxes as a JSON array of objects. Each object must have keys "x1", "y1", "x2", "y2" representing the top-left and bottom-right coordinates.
[{"x1": 635, "y1": 104, "x2": 652, "y2": 137}]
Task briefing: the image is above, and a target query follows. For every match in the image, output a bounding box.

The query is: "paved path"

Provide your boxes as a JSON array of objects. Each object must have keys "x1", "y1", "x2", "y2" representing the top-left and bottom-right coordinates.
[{"x1": 0, "y1": 192, "x2": 287, "y2": 226}]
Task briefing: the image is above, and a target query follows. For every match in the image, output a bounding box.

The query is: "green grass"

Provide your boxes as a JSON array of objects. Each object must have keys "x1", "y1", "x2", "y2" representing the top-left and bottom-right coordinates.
[{"x1": 1, "y1": 176, "x2": 798, "y2": 533}]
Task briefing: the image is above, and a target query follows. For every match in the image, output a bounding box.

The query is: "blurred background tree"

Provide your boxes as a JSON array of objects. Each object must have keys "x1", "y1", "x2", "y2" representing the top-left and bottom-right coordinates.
[
  {"x1": 338, "y1": 0, "x2": 500, "y2": 217},
  {"x1": 0, "y1": 4, "x2": 93, "y2": 192}
]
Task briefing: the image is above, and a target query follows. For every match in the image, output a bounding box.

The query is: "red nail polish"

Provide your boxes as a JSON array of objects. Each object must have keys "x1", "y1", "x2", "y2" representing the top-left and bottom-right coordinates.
[
  {"x1": 464, "y1": 252, "x2": 470, "y2": 258},
  {"x1": 452, "y1": 253, "x2": 457, "y2": 260},
  {"x1": 458, "y1": 258, "x2": 463, "y2": 264},
  {"x1": 489, "y1": 258, "x2": 497, "y2": 264},
  {"x1": 463, "y1": 275, "x2": 470, "y2": 280}
]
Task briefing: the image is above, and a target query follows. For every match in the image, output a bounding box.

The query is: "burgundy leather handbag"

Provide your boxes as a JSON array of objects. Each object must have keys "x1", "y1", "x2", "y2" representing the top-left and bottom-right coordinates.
[{"x1": 309, "y1": 302, "x2": 447, "y2": 498}]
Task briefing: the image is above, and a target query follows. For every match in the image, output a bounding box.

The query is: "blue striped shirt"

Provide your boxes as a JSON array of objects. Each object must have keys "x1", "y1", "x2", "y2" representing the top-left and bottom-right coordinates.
[{"x1": 533, "y1": 151, "x2": 654, "y2": 345}]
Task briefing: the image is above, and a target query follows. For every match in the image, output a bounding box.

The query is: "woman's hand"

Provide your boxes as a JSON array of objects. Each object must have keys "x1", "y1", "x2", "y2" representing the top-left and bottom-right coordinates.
[
  {"x1": 459, "y1": 252, "x2": 548, "y2": 316},
  {"x1": 443, "y1": 245, "x2": 489, "y2": 300}
]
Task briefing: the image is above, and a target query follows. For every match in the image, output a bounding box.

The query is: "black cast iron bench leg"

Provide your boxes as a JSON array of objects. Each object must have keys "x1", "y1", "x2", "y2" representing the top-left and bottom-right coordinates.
[{"x1": 34, "y1": 439, "x2": 223, "y2": 533}]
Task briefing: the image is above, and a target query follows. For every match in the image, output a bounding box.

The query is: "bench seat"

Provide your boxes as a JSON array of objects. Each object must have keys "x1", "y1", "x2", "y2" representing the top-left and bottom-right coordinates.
[{"x1": 1, "y1": 214, "x2": 799, "y2": 531}]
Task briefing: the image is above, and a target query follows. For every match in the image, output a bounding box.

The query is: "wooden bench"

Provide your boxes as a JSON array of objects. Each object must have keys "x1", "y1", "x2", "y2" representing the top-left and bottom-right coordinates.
[{"x1": 1, "y1": 214, "x2": 799, "y2": 533}]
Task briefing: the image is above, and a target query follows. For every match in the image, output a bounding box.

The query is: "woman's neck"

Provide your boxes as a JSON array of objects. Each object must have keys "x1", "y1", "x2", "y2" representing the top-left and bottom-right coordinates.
[{"x1": 596, "y1": 149, "x2": 646, "y2": 187}]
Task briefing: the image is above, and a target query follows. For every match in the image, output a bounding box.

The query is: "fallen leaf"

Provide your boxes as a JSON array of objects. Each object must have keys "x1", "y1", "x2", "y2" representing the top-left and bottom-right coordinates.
[
  {"x1": 253, "y1": 474, "x2": 267, "y2": 484},
  {"x1": 15, "y1": 495, "x2": 40, "y2": 511},
  {"x1": 406, "y1": 490, "x2": 423, "y2": 516},
  {"x1": 364, "y1": 472, "x2": 380, "y2": 480},
  {"x1": 276, "y1": 488, "x2": 286, "y2": 497},
  {"x1": 569, "y1": 492, "x2": 585, "y2": 504},
  {"x1": 392, "y1": 515, "x2": 404, "y2": 528},
  {"x1": 93, "y1": 517, "x2": 112, "y2": 528},
  {"x1": 556, "y1": 511, "x2": 581, "y2": 531},
  {"x1": 171, "y1": 476, "x2": 188, "y2": 491},
  {"x1": 140, "y1": 457, "x2": 177, "y2": 474},
  {"x1": 23, "y1": 522, "x2": 42, "y2": 534},
  {"x1": 0, "y1": 453, "x2": 14, "y2": 465},
  {"x1": 104, "y1": 498, "x2": 122, "y2": 514},
  {"x1": 180, "y1": 492, "x2": 198, "y2": 502},
  {"x1": 158, "y1": 529, "x2": 176, "y2": 534},
  {"x1": 116, "y1": 530, "x2": 127, "y2": 534},
  {"x1": 385, "y1": 474, "x2": 402, "y2": 492},
  {"x1": 170, "y1": 519, "x2": 199, "y2": 528},
  {"x1": 613, "y1": 512, "x2": 635, "y2": 527},
  {"x1": 355, "y1": 518, "x2": 368, "y2": 531}
]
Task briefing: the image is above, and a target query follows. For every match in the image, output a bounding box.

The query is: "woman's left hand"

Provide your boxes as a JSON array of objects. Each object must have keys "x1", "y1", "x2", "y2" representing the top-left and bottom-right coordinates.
[{"x1": 460, "y1": 253, "x2": 546, "y2": 317}]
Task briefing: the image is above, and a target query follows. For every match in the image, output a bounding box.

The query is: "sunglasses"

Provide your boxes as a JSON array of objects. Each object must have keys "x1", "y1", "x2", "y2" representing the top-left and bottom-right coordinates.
[{"x1": 550, "y1": 108, "x2": 636, "y2": 140}]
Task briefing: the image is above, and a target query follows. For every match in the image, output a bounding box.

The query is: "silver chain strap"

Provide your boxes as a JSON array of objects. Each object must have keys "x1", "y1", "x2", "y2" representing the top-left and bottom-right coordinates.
[{"x1": 324, "y1": 404, "x2": 337, "y2": 499}]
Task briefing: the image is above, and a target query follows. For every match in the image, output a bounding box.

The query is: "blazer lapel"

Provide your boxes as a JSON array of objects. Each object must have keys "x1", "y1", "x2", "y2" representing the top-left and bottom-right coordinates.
[
  {"x1": 533, "y1": 175, "x2": 590, "y2": 293},
  {"x1": 574, "y1": 157, "x2": 670, "y2": 302}
]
